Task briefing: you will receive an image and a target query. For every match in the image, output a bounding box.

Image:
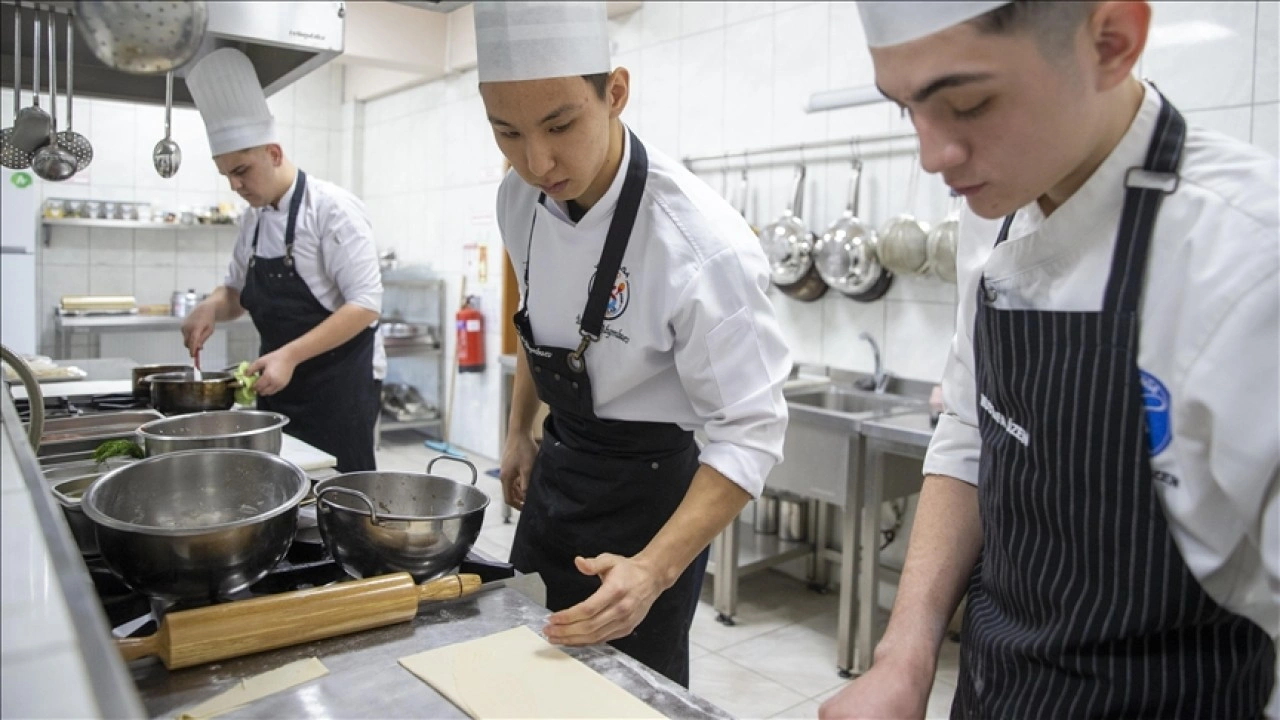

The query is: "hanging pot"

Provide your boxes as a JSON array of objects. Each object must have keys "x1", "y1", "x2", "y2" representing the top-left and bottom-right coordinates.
[
  {"x1": 758, "y1": 165, "x2": 828, "y2": 302},
  {"x1": 813, "y1": 159, "x2": 894, "y2": 301},
  {"x1": 926, "y1": 194, "x2": 963, "y2": 284},
  {"x1": 877, "y1": 160, "x2": 932, "y2": 276}
]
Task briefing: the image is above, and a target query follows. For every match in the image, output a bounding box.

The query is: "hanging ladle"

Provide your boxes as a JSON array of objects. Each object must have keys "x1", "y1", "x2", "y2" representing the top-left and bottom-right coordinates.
[
  {"x1": 10, "y1": 5, "x2": 53, "y2": 154},
  {"x1": 32, "y1": 9, "x2": 77, "y2": 182},
  {"x1": 1, "y1": 3, "x2": 34, "y2": 170},
  {"x1": 55, "y1": 10, "x2": 93, "y2": 172},
  {"x1": 152, "y1": 71, "x2": 181, "y2": 178}
]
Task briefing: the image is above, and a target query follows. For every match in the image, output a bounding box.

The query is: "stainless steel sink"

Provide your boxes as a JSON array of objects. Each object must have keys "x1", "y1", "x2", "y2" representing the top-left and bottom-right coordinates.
[{"x1": 787, "y1": 387, "x2": 922, "y2": 416}]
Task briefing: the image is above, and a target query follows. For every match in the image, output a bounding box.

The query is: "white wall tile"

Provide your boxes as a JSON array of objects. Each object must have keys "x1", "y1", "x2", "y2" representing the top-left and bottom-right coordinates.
[
  {"x1": 679, "y1": 30, "x2": 727, "y2": 158},
  {"x1": 1184, "y1": 105, "x2": 1255, "y2": 145},
  {"x1": 1253, "y1": 102, "x2": 1279, "y2": 156},
  {"x1": 175, "y1": 265, "x2": 221, "y2": 296},
  {"x1": 724, "y1": 1, "x2": 774, "y2": 26},
  {"x1": 1143, "y1": 1, "x2": 1257, "y2": 111},
  {"x1": 86, "y1": 228, "x2": 133, "y2": 266},
  {"x1": 134, "y1": 231, "x2": 176, "y2": 267},
  {"x1": 683, "y1": 1, "x2": 726, "y2": 36},
  {"x1": 40, "y1": 263, "x2": 88, "y2": 314},
  {"x1": 638, "y1": 40, "x2": 683, "y2": 158},
  {"x1": 294, "y1": 126, "x2": 331, "y2": 179},
  {"x1": 723, "y1": 16, "x2": 775, "y2": 152},
  {"x1": 609, "y1": 7, "x2": 645, "y2": 55},
  {"x1": 294, "y1": 68, "x2": 335, "y2": 129},
  {"x1": 767, "y1": 287, "x2": 825, "y2": 363},
  {"x1": 133, "y1": 265, "x2": 176, "y2": 306},
  {"x1": 88, "y1": 264, "x2": 134, "y2": 296},
  {"x1": 1256, "y1": 0, "x2": 1279, "y2": 103},
  {"x1": 884, "y1": 271, "x2": 959, "y2": 305},
  {"x1": 884, "y1": 300, "x2": 955, "y2": 382},
  {"x1": 40, "y1": 227, "x2": 88, "y2": 266},
  {"x1": 771, "y1": 3, "x2": 830, "y2": 147},
  {"x1": 88, "y1": 100, "x2": 137, "y2": 191},
  {"x1": 177, "y1": 233, "x2": 220, "y2": 269},
  {"x1": 821, "y1": 295, "x2": 886, "y2": 373},
  {"x1": 267, "y1": 85, "x2": 297, "y2": 129},
  {"x1": 640, "y1": 0, "x2": 683, "y2": 47}
]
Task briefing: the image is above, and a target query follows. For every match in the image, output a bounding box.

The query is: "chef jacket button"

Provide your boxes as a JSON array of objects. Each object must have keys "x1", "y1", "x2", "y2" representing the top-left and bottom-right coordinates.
[
  {"x1": 983, "y1": 286, "x2": 998, "y2": 304},
  {"x1": 571, "y1": 382, "x2": 579, "y2": 389},
  {"x1": 651, "y1": 462, "x2": 659, "y2": 470}
]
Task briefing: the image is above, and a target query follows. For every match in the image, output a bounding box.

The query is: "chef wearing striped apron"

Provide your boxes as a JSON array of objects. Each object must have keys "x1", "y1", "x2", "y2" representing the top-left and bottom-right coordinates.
[
  {"x1": 822, "y1": 3, "x2": 1278, "y2": 718},
  {"x1": 474, "y1": 1, "x2": 791, "y2": 687}
]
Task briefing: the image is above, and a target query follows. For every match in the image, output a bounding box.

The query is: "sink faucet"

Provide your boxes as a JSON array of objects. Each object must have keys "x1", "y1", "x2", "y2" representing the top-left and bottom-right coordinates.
[{"x1": 857, "y1": 332, "x2": 892, "y2": 393}]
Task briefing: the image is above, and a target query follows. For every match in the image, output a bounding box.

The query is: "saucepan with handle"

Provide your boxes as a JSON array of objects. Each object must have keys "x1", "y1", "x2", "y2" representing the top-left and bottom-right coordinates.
[{"x1": 758, "y1": 164, "x2": 828, "y2": 302}]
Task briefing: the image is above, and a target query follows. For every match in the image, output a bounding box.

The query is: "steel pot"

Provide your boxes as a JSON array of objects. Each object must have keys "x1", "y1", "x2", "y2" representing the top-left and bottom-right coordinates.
[
  {"x1": 137, "y1": 410, "x2": 289, "y2": 456},
  {"x1": 926, "y1": 197, "x2": 962, "y2": 284},
  {"x1": 132, "y1": 363, "x2": 192, "y2": 397},
  {"x1": 779, "y1": 494, "x2": 808, "y2": 542},
  {"x1": 80, "y1": 449, "x2": 309, "y2": 603},
  {"x1": 46, "y1": 457, "x2": 137, "y2": 557},
  {"x1": 814, "y1": 159, "x2": 894, "y2": 301},
  {"x1": 759, "y1": 165, "x2": 828, "y2": 302},
  {"x1": 316, "y1": 456, "x2": 490, "y2": 582},
  {"x1": 146, "y1": 370, "x2": 239, "y2": 414},
  {"x1": 878, "y1": 214, "x2": 931, "y2": 276}
]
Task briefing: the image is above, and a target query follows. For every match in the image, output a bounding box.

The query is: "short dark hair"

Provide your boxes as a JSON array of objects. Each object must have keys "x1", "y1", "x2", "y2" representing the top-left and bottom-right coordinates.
[
  {"x1": 582, "y1": 72, "x2": 609, "y2": 100},
  {"x1": 970, "y1": 1, "x2": 1098, "y2": 54}
]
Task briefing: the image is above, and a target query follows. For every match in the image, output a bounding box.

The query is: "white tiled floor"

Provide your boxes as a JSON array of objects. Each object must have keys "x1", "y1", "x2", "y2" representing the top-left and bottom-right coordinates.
[{"x1": 378, "y1": 432, "x2": 959, "y2": 719}]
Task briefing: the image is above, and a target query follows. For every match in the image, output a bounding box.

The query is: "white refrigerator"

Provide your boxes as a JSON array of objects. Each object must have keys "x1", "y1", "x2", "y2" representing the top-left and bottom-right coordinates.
[{"x1": 1, "y1": 169, "x2": 39, "y2": 355}]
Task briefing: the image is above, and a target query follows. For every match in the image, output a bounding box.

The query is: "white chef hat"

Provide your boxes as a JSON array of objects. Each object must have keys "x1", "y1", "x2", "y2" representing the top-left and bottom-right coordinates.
[
  {"x1": 185, "y1": 48, "x2": 277, "y2": 157},
  {"x1": 474, "y1": 1, "x2": 611, "y2": 84},
  {"x1": 857, "y1": 1, "x2": 1011, "y2": 47}
]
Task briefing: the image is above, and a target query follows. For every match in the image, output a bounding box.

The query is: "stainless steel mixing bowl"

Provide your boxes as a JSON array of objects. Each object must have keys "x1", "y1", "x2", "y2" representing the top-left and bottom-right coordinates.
[
  {"x1": 315, "y1": 456, "x2": 489, "y2": 582},
  {"x1": 137, "y1": 410, "x2": 289, "y2": 456},
  {"x1": 81, "y1": 449, "x2": 309, "y2": 602}
]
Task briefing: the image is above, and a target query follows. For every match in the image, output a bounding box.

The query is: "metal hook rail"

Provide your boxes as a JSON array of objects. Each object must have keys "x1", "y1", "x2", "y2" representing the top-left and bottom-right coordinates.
[{"x1": 682, "y1": 130, "x2": 919, "y2": 173}]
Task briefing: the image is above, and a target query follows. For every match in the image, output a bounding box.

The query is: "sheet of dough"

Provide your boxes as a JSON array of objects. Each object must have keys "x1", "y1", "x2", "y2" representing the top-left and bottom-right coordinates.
[
  {"x1": 176, "y1": 657, "x2": 329, "y2": 720},
  {"x1": 399, "y1": 626, "x2": 665, "y2": 719}
]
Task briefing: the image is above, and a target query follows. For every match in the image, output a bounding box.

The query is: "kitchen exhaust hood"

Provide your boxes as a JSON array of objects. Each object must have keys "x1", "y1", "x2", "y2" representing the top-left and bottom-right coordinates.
[{"x1": 0, "y1": 1, "x2": 345, "y2": 108}]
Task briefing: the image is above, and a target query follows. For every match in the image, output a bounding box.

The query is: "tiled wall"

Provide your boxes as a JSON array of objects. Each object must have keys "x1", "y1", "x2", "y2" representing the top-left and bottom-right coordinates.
[
  {"x1": 357, "y1": 0, "x2": 1278, "y2": 460},
  {"x1": 2, "y1": 64, "x2": 346, "y2": 362}
]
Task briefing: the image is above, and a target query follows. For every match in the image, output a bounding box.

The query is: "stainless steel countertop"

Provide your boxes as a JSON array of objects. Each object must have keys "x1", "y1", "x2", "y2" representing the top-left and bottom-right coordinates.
[
  {"x1": 858, "y1": 410, "x2": 937, "y2": 451},
  {"x1": 132, "y1": 585, "x2": 730, "y2": 719}
]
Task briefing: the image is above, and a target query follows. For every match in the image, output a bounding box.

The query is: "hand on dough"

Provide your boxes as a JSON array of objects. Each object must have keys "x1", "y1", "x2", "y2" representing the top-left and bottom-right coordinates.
[{"x1": 542, "y1": 554, "x2": 665, "y2": 645}]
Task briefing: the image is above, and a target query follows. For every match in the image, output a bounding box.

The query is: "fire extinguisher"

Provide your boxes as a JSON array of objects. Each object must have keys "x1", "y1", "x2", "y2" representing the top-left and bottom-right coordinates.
[{"x1": 456, "y1": 296, "x2": 485, "y2": 373}]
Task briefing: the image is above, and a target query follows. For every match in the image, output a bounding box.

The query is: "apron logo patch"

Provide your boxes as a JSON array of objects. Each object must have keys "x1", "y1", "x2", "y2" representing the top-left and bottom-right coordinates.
[
  {"x1": 1140, "y1": 369, "x2": 1173, "y2": 455},
  {"x1": 588, "y1": 266, "x2": 630, "y2": 320},
  {"x1": 980, "y1": 394, "x2": 1030, "y2": 446}
]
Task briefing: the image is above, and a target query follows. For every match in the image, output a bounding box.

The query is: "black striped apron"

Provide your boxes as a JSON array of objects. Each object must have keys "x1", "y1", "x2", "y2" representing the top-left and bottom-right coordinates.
[{"x1": 952, "y1": 95, "x2": 1275, "y2": 718}]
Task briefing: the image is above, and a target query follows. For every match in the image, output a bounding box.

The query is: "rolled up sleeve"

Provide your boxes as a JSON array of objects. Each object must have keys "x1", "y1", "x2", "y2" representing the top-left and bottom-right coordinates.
[
  {"x1": 923, "y1": 320, "x2": 982, "y2": 485},
  {"x1": 671, "y1": 247, "x2": 791, "y2": 498},
  {"x1": 319, "y1": 195, "x2": 383, "y2": 316}
]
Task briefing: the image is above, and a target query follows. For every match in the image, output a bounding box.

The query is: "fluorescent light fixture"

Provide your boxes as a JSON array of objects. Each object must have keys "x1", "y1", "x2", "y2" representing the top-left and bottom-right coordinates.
[
  {"x1": 805, "y1": 84, "x2": 889, "y2": 113},
  {"x1": 1145, "y1": 20, "x2": 1234, "y2": 51}
]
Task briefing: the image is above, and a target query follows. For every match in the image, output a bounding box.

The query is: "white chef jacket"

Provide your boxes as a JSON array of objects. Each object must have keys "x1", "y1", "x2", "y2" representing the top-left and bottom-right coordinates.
[
  {"x1": 496, "y1": 128, "x2": 792, "y2": 498},
  {"x1": 924, "y1": 82, "x2": 1279, "y2": 709},
  {"x1": 225, "y1": 172, "x2": 387, "y2": 380}
]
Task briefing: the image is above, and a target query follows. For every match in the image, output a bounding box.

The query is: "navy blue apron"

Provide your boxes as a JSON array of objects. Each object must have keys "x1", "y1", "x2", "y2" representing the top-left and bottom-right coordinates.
[
  {"x1": 508, "y1": 131, "x2": 709, "y2": 687},
  {"x1": 239, "y1": 171, "x2": 379, "y2": 473},
  {"x1": 952, "y1": 95, "x2": 1275, "y2": 718}
]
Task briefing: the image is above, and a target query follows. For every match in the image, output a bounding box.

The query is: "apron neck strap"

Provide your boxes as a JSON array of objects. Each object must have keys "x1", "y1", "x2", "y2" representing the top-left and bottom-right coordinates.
[{"x1": 252, "y1": 170, "x2": 309, "y2": 264}]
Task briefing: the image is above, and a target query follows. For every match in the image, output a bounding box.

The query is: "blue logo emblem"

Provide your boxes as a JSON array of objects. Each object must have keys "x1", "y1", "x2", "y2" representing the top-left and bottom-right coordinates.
[{"x1": 1140, "y1": 370, "x2": 1172, "y2": 456}]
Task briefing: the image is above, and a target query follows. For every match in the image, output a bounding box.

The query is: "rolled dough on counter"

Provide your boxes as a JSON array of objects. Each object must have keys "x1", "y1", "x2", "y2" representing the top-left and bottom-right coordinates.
[
  {"x1": 398, "y1": 626, "x2": 665, "y2": 719},
  {"x1": 176, "y1": 657, "x2": 329, "y2": 719}
]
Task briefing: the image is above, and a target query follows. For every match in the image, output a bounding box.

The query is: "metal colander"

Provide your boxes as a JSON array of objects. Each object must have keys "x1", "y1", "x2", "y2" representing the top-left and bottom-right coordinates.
[{"x1": 74, "y1": 1, "x2": 209, "y2": 75}]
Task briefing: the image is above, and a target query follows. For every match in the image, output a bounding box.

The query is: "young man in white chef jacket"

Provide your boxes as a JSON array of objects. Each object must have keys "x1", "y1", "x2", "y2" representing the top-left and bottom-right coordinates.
[
  {"x1": 474, "y1": 1, "x2": 791, "y2": 686},
  {"x1": 822, "y1": 3, "x2": 1278, "y2": 718},
  {"x1": 180, "y1": 48, "x2": 387, "y2": 473}
]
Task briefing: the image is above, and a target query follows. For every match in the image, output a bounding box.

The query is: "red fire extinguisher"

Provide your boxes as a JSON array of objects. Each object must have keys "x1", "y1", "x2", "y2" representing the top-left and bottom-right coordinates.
[{"x1": 456, "y1": 296, "x2": 485, "y2": 373}]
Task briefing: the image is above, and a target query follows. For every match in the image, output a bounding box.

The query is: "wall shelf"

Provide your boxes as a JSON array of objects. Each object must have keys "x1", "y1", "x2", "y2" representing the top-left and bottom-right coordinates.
[{"x1": 41, "y1": 219, "x2": 233, "y2": 246}]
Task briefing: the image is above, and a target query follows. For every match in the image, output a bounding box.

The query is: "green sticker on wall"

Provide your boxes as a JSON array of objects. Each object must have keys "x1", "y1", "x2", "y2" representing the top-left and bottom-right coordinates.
[{"x1": 10, "y1": 172, "x2": 32, "y2": 189}]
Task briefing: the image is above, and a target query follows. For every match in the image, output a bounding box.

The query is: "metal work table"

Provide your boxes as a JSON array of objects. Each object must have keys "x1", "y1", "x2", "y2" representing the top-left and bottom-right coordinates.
[
  {"x1": 132, "y1": 585, "x2": 730, "y2": 719},
  {"x1": 853, "y1": 410, "x2": 935, "y2": 676}
]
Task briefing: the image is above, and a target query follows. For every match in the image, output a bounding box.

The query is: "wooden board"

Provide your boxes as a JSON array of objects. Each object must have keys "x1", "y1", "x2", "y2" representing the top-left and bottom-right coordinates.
[{"x1": 399, "y1": 626, "x2": 665, "y2": 719}]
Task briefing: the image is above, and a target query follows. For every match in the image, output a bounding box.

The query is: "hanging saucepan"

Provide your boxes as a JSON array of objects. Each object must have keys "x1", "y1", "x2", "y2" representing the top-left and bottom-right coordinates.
[
  {"x1": 877, "y1": 158, "x2": 932, "y2": 276},
  {"x1": 813, "y1": 159, "x2": 894, "y2": 301},
  {"x1": 926, "y1": 193, "x2": 963, "y2": 284},
  {"x1": 758, "y1": 165, "x2": 828, "y2": 302}
]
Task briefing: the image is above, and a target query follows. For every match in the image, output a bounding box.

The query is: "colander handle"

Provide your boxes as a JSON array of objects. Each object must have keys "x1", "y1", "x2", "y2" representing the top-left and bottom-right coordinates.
[
  {"x1": 317, "y1": 486, "x2": 382, "y2": 525},
  {"x1": 427, "y1": 455, "x2": 478, "y2": 486}
]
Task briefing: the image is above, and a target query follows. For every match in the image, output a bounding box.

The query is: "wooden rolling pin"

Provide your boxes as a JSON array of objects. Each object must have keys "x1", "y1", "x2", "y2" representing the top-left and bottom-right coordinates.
[{"x1": 118, "y1": 573, "x2": 482, "y2": 670}]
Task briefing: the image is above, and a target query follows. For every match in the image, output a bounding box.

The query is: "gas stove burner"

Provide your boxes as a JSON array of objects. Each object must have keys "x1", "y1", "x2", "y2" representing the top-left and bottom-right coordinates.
[
  {"x1": 13, "y1": 396, "x2": 78, "y2": 422},
  {"x1": 87, "y1": 393, "x2": 151, "y2": 412}
]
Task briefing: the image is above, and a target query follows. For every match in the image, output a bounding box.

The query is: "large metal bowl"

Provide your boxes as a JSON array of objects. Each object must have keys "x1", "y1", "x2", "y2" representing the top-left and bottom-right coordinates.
[
  {"x1": 137, "y1": 410, "x2": 289, "y2": 456},
  {"x1": 81, "y1": 449, "x2": 309, "y2": 603},
  {"x1": 316, "y1": 456, "x2": 490, "y2": 582}
]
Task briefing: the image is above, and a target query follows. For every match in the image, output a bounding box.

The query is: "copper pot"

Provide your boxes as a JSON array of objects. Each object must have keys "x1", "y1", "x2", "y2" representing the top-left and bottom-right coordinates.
[
  {"x1": 132, "y1": 364, "x2": 191, "y2": 398},
  {"x1": 146, "y1": 370, "x2": 238, "y2": 415}
]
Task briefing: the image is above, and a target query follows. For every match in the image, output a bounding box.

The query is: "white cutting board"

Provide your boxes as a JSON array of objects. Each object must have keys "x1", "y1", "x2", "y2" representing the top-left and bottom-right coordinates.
[{"x1": 279, "y1": 434, "x2": 337, "y2": 473}]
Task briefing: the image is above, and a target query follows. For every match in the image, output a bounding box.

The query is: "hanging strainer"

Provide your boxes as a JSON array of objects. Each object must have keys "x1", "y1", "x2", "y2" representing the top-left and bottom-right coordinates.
[
  {"x1": 1, "y1": 3, "x2": 34, "y2": 170},
  {"x1": 55, "y1": 11, "x2": 93, "y2": 172},
  {"x1": 74, "y1": 1, "x2": 209, "y2": 75}
]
